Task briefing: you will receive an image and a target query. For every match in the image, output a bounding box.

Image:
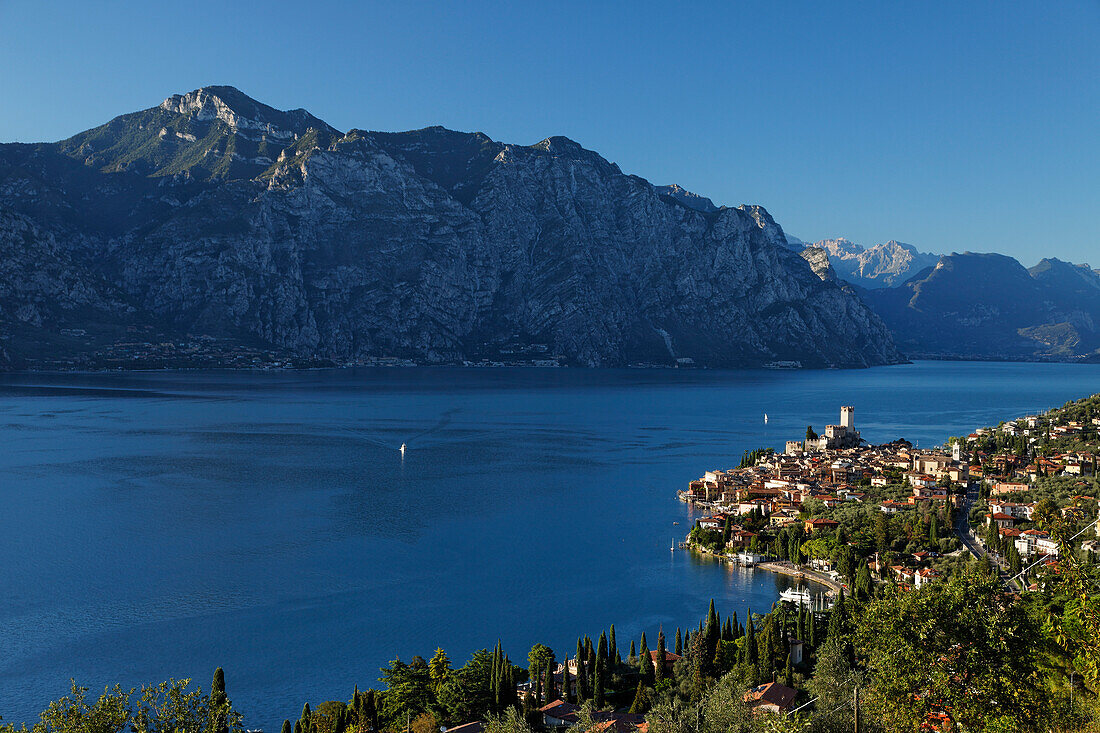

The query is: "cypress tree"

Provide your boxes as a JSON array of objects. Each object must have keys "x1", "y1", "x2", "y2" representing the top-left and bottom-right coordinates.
[
  {"x1": 654, "y1": 629, "x2": 667, "y2": 683},
  {"x1": 299, "y1": 703, "x2": 312, "y2": 733},
  {"x1": 638, "y1": 633, "x2": 653, "y2": 685},
  {"x1": 1008, "y1": 541, "x2": 1022, "y2": 575},
  {"x1": 855, "y1": 563, "x2": 872, "y2": 600},
  {"x1": 758, "y1": 615, "x2": 777, "y2": 680},
  {"x1": 505, "y1": 656, "x2": 517, "y2": 710},
  {"x1": 575, "y1": 638, "x2": 589, "y2": 702},
  {"x1": 561, "y1": 655, "x2": 572, "y2": 703},
  {"x1": 211, "y1": 666, "x2": 226, "y2": 700},
  {"x1": 295, "y1": 722, "x2": 302, "y2": 733},
  {"x1": 534, "y1": 660, "x2": 542, "y2": 706},
  {"x1": 496, "y1": 655, "x2": 507, "y2": 711},
  {"x1": 743, "y1": 609, "x2": 756, "y2": 666},
  {"x1": 828, "y1": 591, "x2": 846, "y2": 641},
  {"x1": 543, "y1": 660, "x2": 556, "y2": 703},
  {"x1": 363, "y1": 691, "x2": 377, "y2": 732},
  {"x1": 629, "y1": 639, "x2": 636, "y2": 661},
  {"x1": 783, "y1": 652, "x2": 794, "y2": 687},
  {"x1": 211, "y1": 668, "x2": 229, "y2": 733},
  {"x1": 609, "y1": 625, "x2": 618, "y2": 666},
  {"x1": 492, "y1": 641, "x2": 504, "y2": 712},
  {"x1": 594, "y1": 632, "x2": 608, "y2": 707},
  {"x1": 674, "y1": 627, "x2": 682, "y2": 656},
  {"x1": 703, "y1": 600, "x2": 720, "y2": 674},
  {"x1": 282, "y1": 722, "x2": 292, "y2": 733},
  {"x1": 521, "y1": 689, "x2": 534, "y2": 724},
  {"x1": 628, "y1": 680, "x2": 647, "y2": 714}
]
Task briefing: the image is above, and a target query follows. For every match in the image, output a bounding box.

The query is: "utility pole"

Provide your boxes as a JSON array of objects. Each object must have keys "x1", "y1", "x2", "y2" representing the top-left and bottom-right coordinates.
[{"x1": 853, "y1": 685, "x2": 860, "y2": 733}]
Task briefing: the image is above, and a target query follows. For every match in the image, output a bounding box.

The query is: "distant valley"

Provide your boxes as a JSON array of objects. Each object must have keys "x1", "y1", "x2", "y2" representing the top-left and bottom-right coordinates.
[{"x1": 785, "y1": 235, "x2": 1100, "y2": 362}]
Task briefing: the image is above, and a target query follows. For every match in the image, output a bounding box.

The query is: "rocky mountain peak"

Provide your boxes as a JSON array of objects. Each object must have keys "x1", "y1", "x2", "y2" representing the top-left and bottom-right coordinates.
[
  {"x1": 532, "y1": 135, "x2": 586, "y2": 154},
  {"x1": 817, "y1": 237, "x2": 864, "y2": 257},
  {"x1": 159, "y1": 85, "x2": 337, "y2": 138},
  {"x1": 812, "y1": 237, "x2": 940, "y2": 289},
  {"x1": 881, "y1": 239, "x2": 916, "y2": 253},
  {"x1": 656, "y1": 184, "x2": 718, "y2": 213},
  {"x1": 1029, "y1": 257, "x2": 1100, "y2": 292},
  {"x1": 737, "y1": 204, "x2": 789, "y2": 249}
]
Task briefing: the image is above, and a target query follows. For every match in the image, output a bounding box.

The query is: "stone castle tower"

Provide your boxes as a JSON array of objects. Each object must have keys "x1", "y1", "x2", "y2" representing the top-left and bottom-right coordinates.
[{"x1": 841, "y1": 406, "x2": 854, "y2": 430}]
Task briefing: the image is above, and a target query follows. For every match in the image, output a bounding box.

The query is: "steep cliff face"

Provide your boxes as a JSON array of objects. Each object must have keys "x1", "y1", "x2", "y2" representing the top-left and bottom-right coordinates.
[
  {"x1": 0, "y1": 209, "x2": 140, "y2": 367},
  {"x1": 0, "y1": 86, "x2": 903, "y2": 369}
]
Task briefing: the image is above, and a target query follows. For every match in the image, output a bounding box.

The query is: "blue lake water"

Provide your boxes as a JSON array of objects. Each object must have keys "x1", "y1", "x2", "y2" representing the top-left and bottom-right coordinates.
[{"x1": 1, "y1": 361, "x2": 1098, "y2": 726}]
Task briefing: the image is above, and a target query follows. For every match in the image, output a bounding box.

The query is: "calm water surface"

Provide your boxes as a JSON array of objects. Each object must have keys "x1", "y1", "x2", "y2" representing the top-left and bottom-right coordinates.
[{"x1": 1, "y1": 361, "x2": 1098, "y2": 726}]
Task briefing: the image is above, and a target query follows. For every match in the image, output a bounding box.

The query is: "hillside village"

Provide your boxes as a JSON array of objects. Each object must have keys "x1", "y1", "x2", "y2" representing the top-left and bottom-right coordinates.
[{"x1": 680, "y1": 402, "x2": 1100, "y2": 592}]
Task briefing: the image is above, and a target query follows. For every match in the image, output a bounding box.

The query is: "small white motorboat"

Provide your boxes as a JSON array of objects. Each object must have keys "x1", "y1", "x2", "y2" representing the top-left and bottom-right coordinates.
[{"x1": 779, "y1": 587, "x2": 811, "y2": 606}]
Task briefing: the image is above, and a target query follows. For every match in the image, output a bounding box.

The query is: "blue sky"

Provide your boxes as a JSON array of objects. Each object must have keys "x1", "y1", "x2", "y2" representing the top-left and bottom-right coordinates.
[{"x1": 1, "y1": 0, "x2": 1096, "y2": 264}]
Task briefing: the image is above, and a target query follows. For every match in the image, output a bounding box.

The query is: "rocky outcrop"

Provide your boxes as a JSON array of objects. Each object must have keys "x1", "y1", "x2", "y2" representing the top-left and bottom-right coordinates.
[
  {"x1": 0, "y1": 86, "x2": 904, "y2": 369},
  {"x1": 656, "y1": 184, "x2": 719, "y2": 213}
]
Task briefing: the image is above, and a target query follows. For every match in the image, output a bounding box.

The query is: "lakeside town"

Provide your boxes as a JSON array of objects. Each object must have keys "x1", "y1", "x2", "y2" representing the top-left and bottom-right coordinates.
[{"x1": 679, "y1": 404, "x2": 1100, "y2": 599}]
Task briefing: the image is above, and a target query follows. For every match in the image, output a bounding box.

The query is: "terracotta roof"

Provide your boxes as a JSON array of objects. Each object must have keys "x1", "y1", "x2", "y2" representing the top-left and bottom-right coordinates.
[
  {"x1": 744, "y1": 682, "x2": 797, "y2": 711},
  {"x1": 539, "y1": 700, "x2": 579, "y2": 722},
  {"x1": 540, "y1": 701, "x2": 643, "y2": 729}
]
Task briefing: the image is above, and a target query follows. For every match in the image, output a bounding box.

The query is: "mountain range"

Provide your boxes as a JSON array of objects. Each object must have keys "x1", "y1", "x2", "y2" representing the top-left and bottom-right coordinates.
[
  {"x1": 861, "y1": 253, "x2": 1100, "y2": 361},
  {"x1": 779, "y1": 229, "x2": 1100, "y2": 362},
  {"x1": 808, "y1": 238, "x2": 940, "y2": 289},
  {"x1": 0, "y1": 86, "x2": 902, "y2": 370}
]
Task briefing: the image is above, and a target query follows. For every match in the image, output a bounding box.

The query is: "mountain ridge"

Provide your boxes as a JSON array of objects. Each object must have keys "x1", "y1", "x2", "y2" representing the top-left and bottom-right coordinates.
[
  {"x1": 0, "y1": 86, "x2": 902, "y2": 370},
  {"x1": 863, "y1": 251, "x2": 1100, "y2": 361}
]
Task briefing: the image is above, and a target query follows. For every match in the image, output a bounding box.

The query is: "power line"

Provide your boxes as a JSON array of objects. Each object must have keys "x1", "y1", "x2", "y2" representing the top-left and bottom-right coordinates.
[{"x1": 1009, "y1": 513, "x2": 1100, "y2": 585}]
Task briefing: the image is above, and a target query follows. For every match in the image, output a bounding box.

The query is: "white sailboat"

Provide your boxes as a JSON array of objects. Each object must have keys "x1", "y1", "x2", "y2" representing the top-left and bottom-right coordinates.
[
  {"x1": 399, "y1": 442, "x2": 407, "y2": 456},
  {"x1": 764, "y1": 413, "x2": 769, "y2": 424}
]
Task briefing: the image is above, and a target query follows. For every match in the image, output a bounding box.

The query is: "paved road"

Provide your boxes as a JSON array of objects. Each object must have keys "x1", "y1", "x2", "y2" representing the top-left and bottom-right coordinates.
[
  {"x1": 954, "y1": 481, "x2": 1021, "y2": 590},
  {"x1": 955, "y1": 481, "x2": 985, "y2": 557}
]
